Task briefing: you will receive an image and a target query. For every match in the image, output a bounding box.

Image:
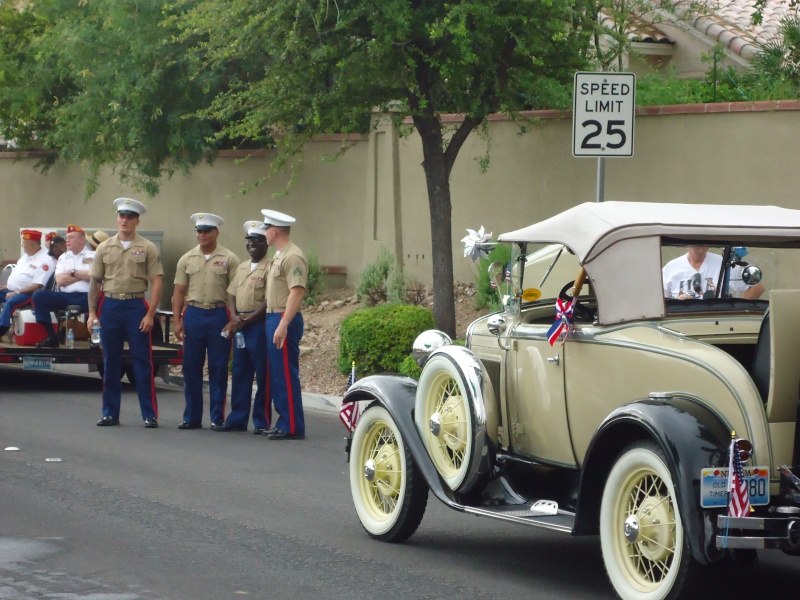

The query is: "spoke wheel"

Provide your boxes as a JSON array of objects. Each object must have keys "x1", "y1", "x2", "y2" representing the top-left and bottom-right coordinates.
[
  {"x1": 415, "y1": 354, "x2": 475, "y2": 491},
  {"x1": 350, "y1": 404, "x2": 427, "y2": 542},
  {"x1": 600, "y1": 442, "x2": 698, "y2": 600}
]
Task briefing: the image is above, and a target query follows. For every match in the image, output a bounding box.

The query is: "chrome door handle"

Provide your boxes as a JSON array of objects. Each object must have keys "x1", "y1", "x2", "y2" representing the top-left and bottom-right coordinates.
[{"x1": 546, "y1": 354, "x2": 560, "y2": 366}]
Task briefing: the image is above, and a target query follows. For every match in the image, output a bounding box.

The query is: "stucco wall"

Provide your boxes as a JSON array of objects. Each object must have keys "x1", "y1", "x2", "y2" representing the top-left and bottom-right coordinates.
[{"x1": 1, "y1": 101, "x2": 798, "y2": 308}]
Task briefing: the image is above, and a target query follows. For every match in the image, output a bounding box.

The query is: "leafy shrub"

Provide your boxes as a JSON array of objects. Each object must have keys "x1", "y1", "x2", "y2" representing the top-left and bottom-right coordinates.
[
  {"x1": 474, "y1": 243, "x2": 511, "y2": 311},
  {"x1": 338, "y1": 304, "x2": 435, "y2": 376},
  {"x1": 356, "y1": 247, "x2": 395, "y2": 306},
  {"x1": 302, "y1": 252, "x2": 325, "y2": 307},
  {"x1": 398, "y1": 353, "x2": 422, "y2": 379}
]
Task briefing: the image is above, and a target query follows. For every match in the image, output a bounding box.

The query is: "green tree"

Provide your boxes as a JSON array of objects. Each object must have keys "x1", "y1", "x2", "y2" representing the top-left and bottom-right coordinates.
[
  {"x1": 179, "y1": 0, "x2": 590, "y2": 337},
  {"x1": 0, "y1": 0, "x2": 222, "y2": 196}
]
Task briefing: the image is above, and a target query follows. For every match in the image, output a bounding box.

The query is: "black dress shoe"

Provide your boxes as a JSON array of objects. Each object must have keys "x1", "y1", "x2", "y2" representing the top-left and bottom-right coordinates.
[
  {"x1": 97, "y1": 416, "x2": 120, "y2": 426},
  {"x1": 260, "y1": 427, "x2": 280, "y2": 436},
  {"x1": 177, "y1": 421, "x2": 202, "y2": 430},
  {"x1": 144, "y1": 417, "x2": 158, "y2": 428},
  {"x1": 211, "y1": 422, "x2": 246, "y2": 432},
  {"x1": 267, "y1": 429, "x2": 305, "y2": 440},
  {"x1": 36, "y1": 336, "x2": 59, "y2": 349},
  {"x1": 253, "y1": 427, "x2": 269, "y2": 435}
]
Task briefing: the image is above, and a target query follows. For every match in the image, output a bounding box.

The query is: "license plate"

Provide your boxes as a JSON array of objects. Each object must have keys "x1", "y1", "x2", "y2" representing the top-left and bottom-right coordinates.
[
  {"x1": 22, "y1": 356, "x2": 53, "y2": 370},
  {"x1": 700, "y1": 466, "x2": 769, "y2": 508}
]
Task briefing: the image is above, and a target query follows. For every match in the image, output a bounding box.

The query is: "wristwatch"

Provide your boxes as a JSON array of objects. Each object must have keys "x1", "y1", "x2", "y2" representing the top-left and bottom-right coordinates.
[{"x1": 71, "y1": 269, "x2": 76, "y2": 277}]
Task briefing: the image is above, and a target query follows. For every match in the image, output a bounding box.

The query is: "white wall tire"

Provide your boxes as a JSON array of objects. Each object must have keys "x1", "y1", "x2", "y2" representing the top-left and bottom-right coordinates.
[
  {"x1": 350, "y1": 404, "x2": 427, "y2": 542},
  {"x1": 415, "y1": 354, "x2": 476, "y2": 492},
  {"x1": 600, "y1": 442, "x2": 698, "y2": 600}
]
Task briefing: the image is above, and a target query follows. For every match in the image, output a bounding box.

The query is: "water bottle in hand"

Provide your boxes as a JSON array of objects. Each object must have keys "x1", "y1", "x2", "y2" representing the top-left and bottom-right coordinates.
[
  {"x1": 234, "y1": 331, "x2": 245, "y2": 349},
  {"x1": 91, "y1": 323, "x2": 101, "y2": 346}
]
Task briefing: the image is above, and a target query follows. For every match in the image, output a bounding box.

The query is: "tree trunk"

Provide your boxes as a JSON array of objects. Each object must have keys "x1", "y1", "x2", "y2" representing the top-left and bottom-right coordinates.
[
  {"x1": 414, "y1": 119, "x2": 456, "y2": 338},
  {"x1": 424, "y1": 157, "x2": 456, "y2": 338}
]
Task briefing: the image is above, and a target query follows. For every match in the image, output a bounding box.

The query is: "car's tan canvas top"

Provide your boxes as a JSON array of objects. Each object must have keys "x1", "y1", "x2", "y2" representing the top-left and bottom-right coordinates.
[{"x1": 499, "y1": 202, "x2": 800, "y2": 263}]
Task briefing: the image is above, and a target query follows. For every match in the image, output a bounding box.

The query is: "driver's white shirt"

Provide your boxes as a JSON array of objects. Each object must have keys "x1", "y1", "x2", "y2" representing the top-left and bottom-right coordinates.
[{"x1": 662, "y1": 253, "x2": 748, "y2": 298}]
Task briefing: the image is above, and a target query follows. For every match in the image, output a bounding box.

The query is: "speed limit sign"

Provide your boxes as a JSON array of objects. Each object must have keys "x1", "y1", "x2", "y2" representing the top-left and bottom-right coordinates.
[{"x1": 572, "y1": 72, "x2": 635, "y2": 157}]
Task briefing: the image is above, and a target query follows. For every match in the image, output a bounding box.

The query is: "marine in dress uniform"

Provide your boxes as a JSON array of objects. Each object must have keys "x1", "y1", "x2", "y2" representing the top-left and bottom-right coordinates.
[
  {"x1": 261, "y1": 209, "x2": 308, "y2": 440},
  {"x1": 32, "y1": 224, "x2": 96, "y2": 348},
  {"x1": 172, "y1": 213, "x2": 240, "y2": 430},
  {"x1": 218, "y1": 221, "x2": 271, "y2": 433},
  {"x1": 88, "y1": 198, "x2": 164, "y2": 428},
  {"x1": 0, "y1": 229, "x2": 56, "y2": 337}
]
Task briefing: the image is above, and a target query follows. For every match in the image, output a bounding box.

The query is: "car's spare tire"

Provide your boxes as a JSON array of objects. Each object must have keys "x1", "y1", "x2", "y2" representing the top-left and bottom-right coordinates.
[{"x1": 414, "y1": 346, "x2": 494, "y2": 494}]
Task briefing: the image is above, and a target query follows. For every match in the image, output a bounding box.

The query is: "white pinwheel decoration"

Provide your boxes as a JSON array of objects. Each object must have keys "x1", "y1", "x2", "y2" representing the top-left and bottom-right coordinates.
[{"x1": 461, "y1": 226, "x2": 493, "y2": 262}]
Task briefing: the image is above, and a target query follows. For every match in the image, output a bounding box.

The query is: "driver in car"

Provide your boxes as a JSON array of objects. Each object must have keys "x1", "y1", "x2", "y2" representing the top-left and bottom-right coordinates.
[{"x1": 662, "y1": 246, "x2": 765, "y2": 300}]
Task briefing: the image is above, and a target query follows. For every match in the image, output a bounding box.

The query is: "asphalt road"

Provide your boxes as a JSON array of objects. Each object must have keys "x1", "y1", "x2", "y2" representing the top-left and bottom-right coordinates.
[{"x1": 1, "y1": 366, "x2": 799, "y2": 600}]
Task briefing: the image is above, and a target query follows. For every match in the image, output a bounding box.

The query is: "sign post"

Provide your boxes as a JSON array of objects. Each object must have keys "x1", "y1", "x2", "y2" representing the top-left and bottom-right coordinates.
[{"x1": 572, "y1": 72, "x2": 636, "y2": 201}]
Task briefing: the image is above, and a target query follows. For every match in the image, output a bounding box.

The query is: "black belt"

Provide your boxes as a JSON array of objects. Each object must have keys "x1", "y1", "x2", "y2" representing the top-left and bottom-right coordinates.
[
  {"x1": 105, "y1": 292, "x2": 145, "y2": 300},
  {"x1": 188, "y1": 301, "x2": 226, "y2": 309}
]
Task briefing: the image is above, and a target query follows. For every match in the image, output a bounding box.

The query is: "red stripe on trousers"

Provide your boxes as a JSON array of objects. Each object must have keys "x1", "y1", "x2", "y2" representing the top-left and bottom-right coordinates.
[
  {"x1": 282, "y1": 342, "x2": 295, "y2": 434},
  {"x1": 141, "y1": 298, "x2": 158, "y2": 418}
]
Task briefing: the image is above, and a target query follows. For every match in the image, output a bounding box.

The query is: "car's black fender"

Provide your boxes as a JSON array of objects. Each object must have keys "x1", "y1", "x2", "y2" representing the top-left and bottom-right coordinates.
[
  {"x1": 342, "y1": 374, "x2": 463, "y2": 509},
  {"x1": 574, "y1": 396, "x2": 731, "y2": 565}
]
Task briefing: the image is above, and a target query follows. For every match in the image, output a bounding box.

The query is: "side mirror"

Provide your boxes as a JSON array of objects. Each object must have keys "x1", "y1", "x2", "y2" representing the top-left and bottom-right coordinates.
[{"x1": 742, "y1": 265, "x2": 762, "y2": 286}]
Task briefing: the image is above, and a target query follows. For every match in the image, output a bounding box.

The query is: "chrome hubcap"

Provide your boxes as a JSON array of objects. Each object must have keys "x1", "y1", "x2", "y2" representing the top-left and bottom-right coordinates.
[
  {"x1": 363, "y1": 458, "x2": 376, "y2": 482},
  {"x1": 624, "y1": 515, "x2": 640, "y2": 543},
  {"x1": 429, "y1": 412, "x2": 441, "y2": 436}
]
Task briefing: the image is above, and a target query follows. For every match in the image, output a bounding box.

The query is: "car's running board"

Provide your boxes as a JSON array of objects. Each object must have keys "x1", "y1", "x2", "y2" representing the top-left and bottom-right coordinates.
[{"x1": 463, "y1": 501, "x2": 575, "y2": 533}]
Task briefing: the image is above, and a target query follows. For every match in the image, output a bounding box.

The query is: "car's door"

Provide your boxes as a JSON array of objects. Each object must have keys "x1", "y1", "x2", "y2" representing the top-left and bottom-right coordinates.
[{"x1": 505, "y1": 322, "x2": 577, "y2": 467}]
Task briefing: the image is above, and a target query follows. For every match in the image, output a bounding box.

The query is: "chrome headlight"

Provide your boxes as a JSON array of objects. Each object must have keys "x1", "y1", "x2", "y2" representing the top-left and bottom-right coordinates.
[{"x1": 412, "y1": 330, "x2": 452, "y2": 367}]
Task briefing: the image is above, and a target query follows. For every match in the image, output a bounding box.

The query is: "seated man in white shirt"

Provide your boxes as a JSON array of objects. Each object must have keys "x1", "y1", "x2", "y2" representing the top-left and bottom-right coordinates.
[
  {"x1": 31, "y1": 224, "x2": 95, "y2": 348},
  {"x1": 662, "y1": 246, "x2": 765, "y2": 300},
  {"x1": 0, "y1": 229, "x2": 56, "y2": 337}
]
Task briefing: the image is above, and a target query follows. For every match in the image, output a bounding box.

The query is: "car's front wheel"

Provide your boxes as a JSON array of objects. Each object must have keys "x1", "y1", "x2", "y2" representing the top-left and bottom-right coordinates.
[
  {"x1": 600, "y1": 441, "x2": 700, "y2": 600},
  {"x1": 350, "y1": 403, "x2": 428, "y2": 542}
]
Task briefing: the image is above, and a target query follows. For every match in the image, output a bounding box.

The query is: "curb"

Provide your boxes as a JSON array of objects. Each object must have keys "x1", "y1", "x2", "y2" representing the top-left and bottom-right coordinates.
[{"x1": 170, "y1": 374, "x2": 341, "y2": 415}]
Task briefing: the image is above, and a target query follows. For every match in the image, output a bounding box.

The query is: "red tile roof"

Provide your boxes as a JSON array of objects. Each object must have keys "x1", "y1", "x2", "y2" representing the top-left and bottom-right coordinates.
[{"x1": 602, "y1": 1, "x2": 796, "y2": 60}]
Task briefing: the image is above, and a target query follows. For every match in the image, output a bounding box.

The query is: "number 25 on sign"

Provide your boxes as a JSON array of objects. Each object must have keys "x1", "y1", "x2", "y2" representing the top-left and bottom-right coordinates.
[{"x1": 572, "y1": 72, "x2": 636, "y2": 158}]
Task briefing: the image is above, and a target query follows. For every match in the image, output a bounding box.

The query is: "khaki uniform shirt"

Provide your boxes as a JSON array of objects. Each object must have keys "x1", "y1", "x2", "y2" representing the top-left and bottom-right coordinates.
[
  {"x1": 90, "y1": 234, "x2": 163, "y2": 294},
  {"x1": 266, "y1": 242, "x2": 307, "y2": 310},
  {"x1": 227, "y1": 255, "x2": 271, "y2": 313},
  {"x1": 174, "y1": 245, "x2": 240, "y2": 304}
]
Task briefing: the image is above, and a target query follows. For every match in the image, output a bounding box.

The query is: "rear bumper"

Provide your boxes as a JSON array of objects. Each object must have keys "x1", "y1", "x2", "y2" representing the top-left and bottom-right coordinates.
[{"x1": 716, "y1": 514, "x2": 800, "y2": 549}]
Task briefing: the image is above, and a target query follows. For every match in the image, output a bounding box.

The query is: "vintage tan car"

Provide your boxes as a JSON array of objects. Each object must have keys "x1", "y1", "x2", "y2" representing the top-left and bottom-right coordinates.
[{"x1": 342, "y1": 201, "x2": 800, "y2": 600}]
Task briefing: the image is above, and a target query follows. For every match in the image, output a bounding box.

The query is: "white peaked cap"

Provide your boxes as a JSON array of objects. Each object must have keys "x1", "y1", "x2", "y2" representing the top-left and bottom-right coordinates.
[
  {"x1": 113, "y1": 197, "x2": 147, "y2": 216},
  {"x1": 243, "y1": 220, "x2": 268, "y2": 238},
  {"x1": 191, "y1": 213, "x2": 224, "y2": 229},
  {"x1": 260, "y1": 209, "x2": 296, "y2": 227}
]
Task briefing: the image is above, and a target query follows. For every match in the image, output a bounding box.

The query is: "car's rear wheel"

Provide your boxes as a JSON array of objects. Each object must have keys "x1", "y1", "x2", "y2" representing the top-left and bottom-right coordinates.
[
  {"x1": 600, "y1": 441, "x2": 700, "y2": 600},
  {"x1": 350, "y1": 403, "x2": 427, "y2": 542}
]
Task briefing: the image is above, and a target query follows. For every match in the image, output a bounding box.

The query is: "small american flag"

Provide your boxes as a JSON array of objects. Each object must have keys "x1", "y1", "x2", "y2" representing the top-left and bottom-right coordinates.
[
  {"x1": 728, "y1": 438, "x2": 751, "y2": 518},
  {"x1": 339, "y1": 362, "x2": 361, "y2": 432}
]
